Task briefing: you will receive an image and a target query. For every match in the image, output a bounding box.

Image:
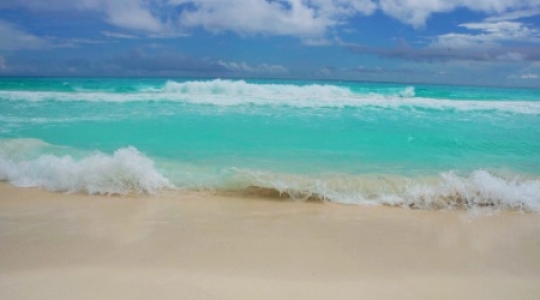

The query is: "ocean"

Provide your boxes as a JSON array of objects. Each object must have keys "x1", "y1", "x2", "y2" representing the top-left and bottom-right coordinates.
[{"x1": 1, "y1": 77, "x2": 539, "y2": 211}]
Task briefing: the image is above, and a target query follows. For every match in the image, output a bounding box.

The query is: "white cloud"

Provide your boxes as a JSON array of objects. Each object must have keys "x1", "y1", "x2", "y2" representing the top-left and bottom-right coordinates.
[
  {"x1": 509, "y1": 73, "x2": 539, "y2": 79},
  {"x1": 175, "y1": 0, "x2": 376, "y2": 37},
  {"x1": 485, "y1": 9, "x2": 540, "y2": 22},
  {"x1": 0, "y1": 20, "x2": 48, "y2": 50},
  {"x1": 431, "y1": 33, "x2": 498, "y2": 49},
  {"x1": 2, "y1": 0, "x2": 377, "y2": 37},
  {"x1": 431, "y1": 19, "x2": 540, "y2": 49},
  {"x1": 178, "y1": 0, "x2": 323, "y2": 36},
  {"x1": 2, "y1": 0, "x2": 540, "y2": 40},
  {"x1": 258, "y1": 63, "x2": 289, "y2": 73},
  {"x1": 105, "y1": 1, "x2": 164, "y2": 32},
  {"x1": 2, "y1": 0, "x2": 166, "y2": 33},
  {"x1": 0, "y1": 56, "x2": 5, "y2": 70},
  {"x1": 218, "y1": 60, "x2": 288, "y2": 73},
  {"x1": 379, "y1": 0, "x2": 540, "y2": 28},
  {"x1": 101, "y1": 31, "x2": 138, "y2": 39},
  {"x1": 460, "y1": 20, "x2": 538, "y2": 39},
  {"x1": 496, "y1": 52, "x2": 526, "y2": 61}
]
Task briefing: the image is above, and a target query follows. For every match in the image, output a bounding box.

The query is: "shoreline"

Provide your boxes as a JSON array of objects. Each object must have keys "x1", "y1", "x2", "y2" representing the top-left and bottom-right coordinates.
[{"x1": 1, "y1": 183, "x2": 539, "y2": 299}]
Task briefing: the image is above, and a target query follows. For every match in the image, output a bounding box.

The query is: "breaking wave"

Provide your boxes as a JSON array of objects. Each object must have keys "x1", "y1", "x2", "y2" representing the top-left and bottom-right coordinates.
[
  {"x1": 159, "y1": 79, "x2": 356, "y2": 97},
  {"x1": 1, "y1": 79, "x2": 539, "y2": 114},
  {"x1": 214, "y1": 168, "x2": 540, "y2": 212},
  {"x1": 1, "y1": 139, "x2": 539, "y2": 212},
  {"x1": 0, "y1": 139, "x2": 171, "y2": 195}
]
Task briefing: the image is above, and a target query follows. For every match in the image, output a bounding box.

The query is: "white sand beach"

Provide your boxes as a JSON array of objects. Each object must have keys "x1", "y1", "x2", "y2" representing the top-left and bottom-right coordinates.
[{"x1": 1, "y1": 183, "x2": 539, "y2": 299}]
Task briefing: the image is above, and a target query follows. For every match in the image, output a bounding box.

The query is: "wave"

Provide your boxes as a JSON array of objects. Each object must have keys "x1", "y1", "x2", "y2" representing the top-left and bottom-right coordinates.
[
  {"x1": 1, "y1": 139, "x2": 539, "y2": 212},
  {"x1": 2, "y1": 79, "x2": 539, "y2": 114},
  {"x1": 157, "y1": 79, "x2": 356, "y2": 97},
  {"x1": 0, "y1": 139, "x2": 171, "y2": 195},
  {"x1": 215, "y1": 168, "x2": 540, "y2": 212}
]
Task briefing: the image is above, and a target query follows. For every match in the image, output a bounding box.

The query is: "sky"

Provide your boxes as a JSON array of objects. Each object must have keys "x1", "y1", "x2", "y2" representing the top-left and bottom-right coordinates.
[{"x1": 1, "y1": 0, "x2": 540, "y2": 87}]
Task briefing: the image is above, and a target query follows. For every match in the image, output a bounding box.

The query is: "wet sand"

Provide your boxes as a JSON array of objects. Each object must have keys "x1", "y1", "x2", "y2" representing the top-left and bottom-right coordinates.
[{"x1": 1, "y1": 183, "x2": 539, "y2": 299}]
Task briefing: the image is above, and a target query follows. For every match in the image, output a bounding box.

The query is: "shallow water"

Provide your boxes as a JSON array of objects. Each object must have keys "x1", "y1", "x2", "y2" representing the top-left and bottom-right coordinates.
[{"x1": 1, "y1": 78, "x2": 539, "y2": 210}]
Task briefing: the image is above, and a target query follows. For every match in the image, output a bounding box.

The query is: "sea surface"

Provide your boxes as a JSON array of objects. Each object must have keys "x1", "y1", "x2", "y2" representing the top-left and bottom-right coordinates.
[{"x1": 1, "y1": 78, "x2": 539, "y2": 211}]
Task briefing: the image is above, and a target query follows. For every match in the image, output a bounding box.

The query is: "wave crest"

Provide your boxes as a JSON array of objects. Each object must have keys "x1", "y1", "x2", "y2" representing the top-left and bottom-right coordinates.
[
  {"x1": 1, "y1": 79, "x2": 539, "y2": 114},
  {"x1": 160, "y1": 79, "x2": 355, "y2": 97},
  {"x1": 214, "y1": 169, "x2": 540, "y2": 212},
  {"x1": 1, "y1": 139, "x2": 539, "y2": 211},
  {"x1": 0, "y1": 141, "x2": 171, "y2": 195}
]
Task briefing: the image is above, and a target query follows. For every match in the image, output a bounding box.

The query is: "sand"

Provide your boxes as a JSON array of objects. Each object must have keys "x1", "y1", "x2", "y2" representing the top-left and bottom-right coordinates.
[{"x1": 1, "y1": 183, "x2": 539, "y2": 299}]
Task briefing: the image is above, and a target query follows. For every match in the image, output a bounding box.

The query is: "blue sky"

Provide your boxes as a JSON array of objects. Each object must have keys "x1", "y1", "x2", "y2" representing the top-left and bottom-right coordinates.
[{"x1": 1, "y1": 0, "x2": 540, "y2": 87}]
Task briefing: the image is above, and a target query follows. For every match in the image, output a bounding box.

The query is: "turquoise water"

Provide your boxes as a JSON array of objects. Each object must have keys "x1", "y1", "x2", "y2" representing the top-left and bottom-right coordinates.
[{"x1": 1, "y1": 78, "x2": 540, "y2": 210}]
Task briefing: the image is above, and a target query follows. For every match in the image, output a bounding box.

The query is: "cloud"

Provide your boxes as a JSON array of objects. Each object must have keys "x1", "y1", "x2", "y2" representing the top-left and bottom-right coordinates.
[
  {"x1": 1, "y1": 0, "x2": 378, "y2": 38},
  {"x1": 1, "y1": 0, "x2": 166, "y2": 33},
  {"x1": 316, "y1": 65, "x2": 411, "y2": 78},
  {"x1": 0, "y1": 20, "x2": 48, "y2": 50},
  {"x1": 2, "y1": 0, "x2": 540, "y2": 46},
  {"x1": 416, "y1": 10, "x2": 540, "y2": 62},
  {"x1": 3, "y1": 0, "x2": 540, "y2": 41},
  {"x1": 485, "y1": 9, "x2": 540, "y2": 22},
  {"x1": 509, "y1": 73, "x2": 539, "y2": 79},
  {"x1": 1, "y1": 49, "x2": 290, "y2": 76},
  {"x1": 0, "y1": 50, "x2": 227, "y2": 76},
  {"x1": 378, "y1": 0, "x2": 540, "y2": 28},
  {"x1": 432, "y1": 20, "x2": 540, "y2": 49},
  {"x1": 257, "y1": 63, "x2": 289, "y2": 74},
  {"x1": 346, "y1": 65, "x2": 409, "y2": 74},
  {"x1": 347, "y1": 41, "x2": 540, "y2": 62},
  {"x1": 101, "y1": 31, "x2": 138, "y2": 39},
  {"x1": 348, "y1": 7, "x2": 540, "y2": 64},
  {"x1": 217, "y1": 61, "x2": 288, "y2": 74},
  {"x1": 111, "y1": 49, "x2": 228, "y2": 73},
  {"x1": 106, "y1": 1, "x2": 169, "y2": 33},
  {"x1": 111, "y1": 50, "x2": 287, "y2": 75},
  {"x1": 171, "y1": 0, "x2": 540, "y2": 34},
  {"x1": 173, "y1": 0, "x2": 377, "y2": 37}
]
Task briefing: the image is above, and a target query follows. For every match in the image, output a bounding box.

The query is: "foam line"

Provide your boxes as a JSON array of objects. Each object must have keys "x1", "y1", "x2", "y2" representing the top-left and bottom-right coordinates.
[{"x1": 2, "y1": 79, "x2": 539, "y2": 114}]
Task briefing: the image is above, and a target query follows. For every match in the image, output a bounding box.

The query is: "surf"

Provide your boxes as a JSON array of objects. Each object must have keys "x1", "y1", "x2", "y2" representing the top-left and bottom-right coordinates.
[
  {"x1": 1, "y1": 139, "x2": 539, "y2": 212},
  {"x1": 1, "y1": 79, "x2": 539, "y2": 114},
  {"x1": 0, "y1": 139, "x2": 171, "y2": 195}
]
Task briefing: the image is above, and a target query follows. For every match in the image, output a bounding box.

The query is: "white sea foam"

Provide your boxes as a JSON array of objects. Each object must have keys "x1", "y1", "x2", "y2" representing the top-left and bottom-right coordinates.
[
  {"x1": 159, "y1": 79, "x2": 355, "y2": 97},
  {"x1": 1, "y1": 79, "x2": 539, "y2": 114},
  {"x1": 0, "y1": 139, "x2": 171, "y2": 195},
  {"x1": 213, "y1": 168, "x2": 540, "y2": 212},
  {"x1": 394, "y1": 170, "x2": 540, "y2": 211},
  {"x1": 1, "y1": 139, "x2": 539, "y2": 211}
]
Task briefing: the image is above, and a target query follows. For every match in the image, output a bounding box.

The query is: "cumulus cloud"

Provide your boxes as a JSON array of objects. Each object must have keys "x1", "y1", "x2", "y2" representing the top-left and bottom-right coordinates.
[
  {"x1": 0, "y1": 20, "x2": 48, "y2": 50},
  {"x1": 170, "y1": 0, "x2": 540, "y2": 35},
  {"x1": 0, "y1": 0, "x2": 377, "y2": 37},
  {"x1": 173, "y1": 0, "x2": 376, "y2": 37},
  {"x1": 3, "y1": 0, "x2": 540, "y2": 39}
]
